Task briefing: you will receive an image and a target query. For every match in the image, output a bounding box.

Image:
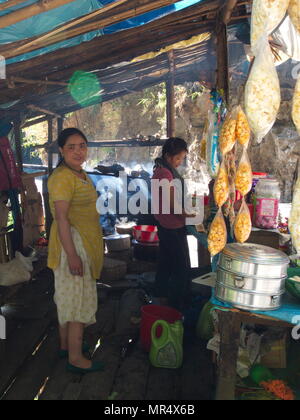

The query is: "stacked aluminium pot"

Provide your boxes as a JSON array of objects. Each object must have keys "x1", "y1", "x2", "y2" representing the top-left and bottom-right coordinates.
[{"x1": 215, "y1": 243, "x2": 290, "y2": 311}]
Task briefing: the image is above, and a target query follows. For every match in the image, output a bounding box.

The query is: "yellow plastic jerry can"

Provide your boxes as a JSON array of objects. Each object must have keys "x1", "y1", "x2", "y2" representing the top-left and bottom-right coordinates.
[{"x1": 149, "y1": 320, "x2": 184, "y2": 369}]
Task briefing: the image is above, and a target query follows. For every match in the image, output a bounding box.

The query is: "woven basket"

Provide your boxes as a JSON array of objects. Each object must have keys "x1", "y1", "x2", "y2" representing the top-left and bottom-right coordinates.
[{"x1": 100, "y1": 257, "x2": 127, "y2": 283}]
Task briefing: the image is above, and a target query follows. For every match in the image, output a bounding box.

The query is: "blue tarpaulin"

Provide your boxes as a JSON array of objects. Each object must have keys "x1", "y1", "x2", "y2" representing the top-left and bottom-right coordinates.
[{"x1": 0, "y1": 0, "x2": 202, "y2": 65}]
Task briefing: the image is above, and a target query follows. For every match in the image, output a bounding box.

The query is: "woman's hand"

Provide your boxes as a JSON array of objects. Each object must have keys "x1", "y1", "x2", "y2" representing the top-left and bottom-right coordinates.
[{"x1": 67, "y1": 253, "x2": 84, "y2": 277}]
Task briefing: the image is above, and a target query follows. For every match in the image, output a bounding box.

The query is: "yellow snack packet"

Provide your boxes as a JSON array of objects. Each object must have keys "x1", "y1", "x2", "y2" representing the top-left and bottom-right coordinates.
[
  {"x1": 235, "y1": 149, "x2": 253, "y2": 197},
  {"x1": 236, "y1": 106, "x2": 251, "y2": 147},
  {"x1": 219, "y1": 108, "x2": 237, "y2": 156},
  {"x1": 208, "y1": 209, "x2": 227, "y2": 256},
  {"x1": 213, "y1": 161, "x2": 229, "y2": 208},
  {"x1": 234, "y1": 199, "x2": 252, "y2": 243}
]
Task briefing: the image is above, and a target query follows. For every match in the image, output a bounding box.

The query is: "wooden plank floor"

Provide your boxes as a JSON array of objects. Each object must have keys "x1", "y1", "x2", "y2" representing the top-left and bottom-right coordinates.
[{"x1": 0, "y1": 269, "x2": 214, "y2": 401}]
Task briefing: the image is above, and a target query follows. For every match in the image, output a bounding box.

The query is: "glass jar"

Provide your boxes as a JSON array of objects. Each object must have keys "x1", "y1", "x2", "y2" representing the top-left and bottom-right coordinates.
[{"x1": 254, "y1": 179, "x2": 281, "y2": 229}]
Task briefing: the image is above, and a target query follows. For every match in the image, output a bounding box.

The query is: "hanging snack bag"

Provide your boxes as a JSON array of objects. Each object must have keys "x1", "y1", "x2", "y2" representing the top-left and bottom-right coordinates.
[
  {"x1": 208, "y1": 208, "x2": 227, "y2": 256},
  {"x1": 213, "y1": 161, "x2": 229, "y2": 208},
  {"x1": 234, "y1": 199, "x2": 252, "y2": 243},
  {"x1": 245, "y1": 38, "x2": 281, "y2": 143},
  {"x1": 251, "y1": 0, "x2": 290, "y2": 49},
  {"x1": 235, "y1": 149, "x2": 253, "y2": 197},
  {"x1": 206, "y1": 110, "x2": 221, "y2": 178},
  {"x1": 236, "y1": 106, "x2": 251, "y2": 148},
  {"x1": 289, "y1": 0, "x2": 300, "y2": 34},
  {"x1": 292, "y1": 76, "x2": 300, "y2": 135},
  {"x1": 219, "y1": 108, "x2": 237, "y2": 156}
]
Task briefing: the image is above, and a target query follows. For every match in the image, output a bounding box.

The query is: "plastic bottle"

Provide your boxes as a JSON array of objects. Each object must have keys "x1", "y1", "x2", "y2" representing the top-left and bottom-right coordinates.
[
  {"x1": 254, "y1": 179, "x2": 281, "y2": 229},
  {"x1": 149, "y1": 320, "x2": 184, "y2": 369}
]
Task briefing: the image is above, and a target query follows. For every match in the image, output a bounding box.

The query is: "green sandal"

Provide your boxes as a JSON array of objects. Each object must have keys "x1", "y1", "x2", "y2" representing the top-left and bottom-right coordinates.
[
  {"x1": 67, "y1": 361, "x2": 105, "y2": 374},
  {"x1": 59, "y1": 342, "x2": 91, "y2": 359}
]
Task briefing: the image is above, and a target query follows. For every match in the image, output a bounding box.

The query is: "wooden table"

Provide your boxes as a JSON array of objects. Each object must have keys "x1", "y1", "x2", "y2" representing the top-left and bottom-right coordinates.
[{"x1": 215, "y1": 307, "x2": 293, "y2": 400}]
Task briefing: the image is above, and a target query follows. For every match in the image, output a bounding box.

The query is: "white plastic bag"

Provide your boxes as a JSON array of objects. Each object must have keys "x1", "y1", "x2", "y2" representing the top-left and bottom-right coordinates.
[
  {"x1": 272, "y1": 15, "x2": 300, "y2": 62},
  {"x1": 292, "y1": 76, "x2": 300, "y2": 135},
  {"x1": 289, "y1": 0, "x2": 300, "y2": 35},
  {"x1": 206, "y1": 110, "x2": 221, "y2": 178},
  {"x1": 251, "y1": 0, "x2": 290, "y2": 49},
  {"x1": 245, "y1": 38, "x2": 281, "y2": 143}
]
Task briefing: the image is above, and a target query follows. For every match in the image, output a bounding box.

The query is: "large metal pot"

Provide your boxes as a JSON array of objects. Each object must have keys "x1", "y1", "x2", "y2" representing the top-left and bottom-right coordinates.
[
  {"x1": 216, "y1": 243, "x2": 289, "y2": 311},
  {"x1": 218, "y1": 243, "x2": 289, "y2": 278},
  {"x1": 215, "y1": 282, "x2": 284, "y2": 311}
]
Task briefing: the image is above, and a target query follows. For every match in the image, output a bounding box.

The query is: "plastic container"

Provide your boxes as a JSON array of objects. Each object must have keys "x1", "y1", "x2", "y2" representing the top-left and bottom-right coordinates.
[
  {"x1": 248, "y1": 172, "x2": 267, "y2": 203},
  {"x1": 149, "y1": 320, "x2": 184, "y2": 369},
  {"x1": 133, "y1": 225, "x2": 159, "y2": 243},
  {"x1": 254, "y1": 179, "x2": 281, "y2": 229},
  {"x1": 140, "y1": 305, "x2": 183, "y2": 352}
]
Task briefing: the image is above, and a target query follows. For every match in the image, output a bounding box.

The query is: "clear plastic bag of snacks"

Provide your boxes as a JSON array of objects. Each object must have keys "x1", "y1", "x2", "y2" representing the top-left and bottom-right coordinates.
[
  {"x1": 214, "y1": 161, "x2": 229, "y2": 208},
  {"x1": 206, "y1": 110, "x2": 221, "y2": 178},
  {"x1": 235, "y1": 149, "x2": 253, "y2": 197},
  {"x1": 255, "y1": 179, "x2": 280, "y2": 229},
  {"x1": 208, "y1": 208, "x2": 227, "y2": 257},
  {"x1": 219, "y1": 108, "x2": 237, "y2": 156},
  {"x1": 292, "y1": 76, "x2": 300, "y2": 135},
  {"x1": 251, "y1": 0, "x2": 290, "y2": 49},
  {"x1": 289, "y1": 0, "x2": 300, "y2": 35},
  {"x1": 245, "y1": 38, "x2": 281, "y2": 143},
  {"x1": 234, "y1": 199, "x2": 252, "y2": 243},
  {"x1": 236, "y1": 106, "x2": 251, "y2": 148}
]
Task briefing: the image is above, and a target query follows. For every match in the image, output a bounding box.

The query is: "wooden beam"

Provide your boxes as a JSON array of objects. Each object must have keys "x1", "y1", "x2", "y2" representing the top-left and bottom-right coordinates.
[
  {"x1": 0, "y1": 0, "x2": 29, "y2": 12},
  {"x1": 222, "y1": 0, "x2": 239, "y2": 24},
  {"x1": 27, "y1": 104, "x2": 63, "y2": 119},
  {"x1": 13, "y1": 118, "x2": 23, "y2": 171},
  {"x1": 215, "y1": 12, "x2": 229, "y2": 103},
  {"x1": 0, "y1": 0, "x2": 179, "y2": 60},
  {"x1": 0, "y1": 0, "x2": 77, "y2": 29},
  {"x1": 166, "y1": 50, "x2": 175, "y2": 138},
  {"x1": 8, "y1": 76, "x2": 68, "y2": 87},
  {"x1": 47, "y1": 118, "x2": 54, "y2": 174}
]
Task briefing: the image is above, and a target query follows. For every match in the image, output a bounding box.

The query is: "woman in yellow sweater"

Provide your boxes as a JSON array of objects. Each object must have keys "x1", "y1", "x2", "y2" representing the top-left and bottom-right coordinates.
[{"x1": 48, "y1": 128, "x2": 104, "y2": 374}]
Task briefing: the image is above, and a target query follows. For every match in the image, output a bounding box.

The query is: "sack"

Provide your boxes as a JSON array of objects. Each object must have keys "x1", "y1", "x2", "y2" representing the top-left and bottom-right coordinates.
[
  {"x1": 0, "y1": 137, "x2": 22, "y2": 191},
  {"x1": 251, "y1": 0, "x2": 289, "y2": 49},
  {"x1": 245, "y1": 38, "x2": 281, "y2": 143}
]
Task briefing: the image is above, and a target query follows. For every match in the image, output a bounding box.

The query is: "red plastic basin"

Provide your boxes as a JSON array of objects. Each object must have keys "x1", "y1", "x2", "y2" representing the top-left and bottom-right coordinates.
[{"x1": 133, "y1": 225, "x2": 159, "y2": 243}]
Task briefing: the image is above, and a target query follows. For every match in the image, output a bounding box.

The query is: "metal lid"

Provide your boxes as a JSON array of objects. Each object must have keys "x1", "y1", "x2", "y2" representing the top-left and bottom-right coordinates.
[
  {"x1": 104, "y1": 234, "x2": 131, "y2": 241},
  {"x1": 222, "y1": 243, "x2": 290, "y2": 265}
]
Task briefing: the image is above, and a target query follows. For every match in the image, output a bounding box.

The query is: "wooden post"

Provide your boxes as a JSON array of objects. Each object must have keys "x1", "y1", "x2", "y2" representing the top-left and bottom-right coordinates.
[
  {"x1": 14, "y1": 118, "x2": 23, "y2": 172},
  {"x1": 215, "y1": 311, "x2": 241, "y2": 400},
  {"x1": 47, "y1": 118, "x2": 54, "y2": 174},
  {"x1": 166, "y1": 50, "x2": 175, "y2": 138},
  {"x1": 216, "y1": 13, "x2": 229, "y2": 104}
]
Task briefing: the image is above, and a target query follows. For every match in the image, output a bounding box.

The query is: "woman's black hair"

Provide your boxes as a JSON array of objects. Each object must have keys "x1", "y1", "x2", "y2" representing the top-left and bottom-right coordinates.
[
  {"x1": 57, "y1": 127, "x2": 88, "y2": 148},
  {"x1": 162, "y1": 137, "x2": 188, "y2": 159},
  {"x1": 56, "y1": 128, "x2": 88, "y2": 167}
]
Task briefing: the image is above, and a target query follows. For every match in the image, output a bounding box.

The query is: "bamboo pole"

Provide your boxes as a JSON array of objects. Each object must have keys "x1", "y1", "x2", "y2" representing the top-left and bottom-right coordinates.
[
  {"x1": 47, "y1": 118, "x2": 54, "y2": 174},
  {"x1": 27, "y1": 104, "x2": 63, "y2": 119},
  {"x1": 166, "y1": 50, "x2": 175, "y2": 138},
  {"x1": 222, "y1": 0, "x2": 239, "y2": 24},
  {"x1": 9, "y1": 76, "x2": 68, "y2": 87},
  {"x1": 14, "y1": 117, "x2": 23, "y2": 172},
  {"x1": 0, "y1": 0, "x2": 77, "y2": 29}
]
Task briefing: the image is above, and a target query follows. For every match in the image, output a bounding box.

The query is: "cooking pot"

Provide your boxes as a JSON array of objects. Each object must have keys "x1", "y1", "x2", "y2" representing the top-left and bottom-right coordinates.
[
  {"x1": 216, "y1": 243, "x2": 289, "y2": 311},
  {"x1": 104, "y1": 234, "x2": 131, "y2": 252}
]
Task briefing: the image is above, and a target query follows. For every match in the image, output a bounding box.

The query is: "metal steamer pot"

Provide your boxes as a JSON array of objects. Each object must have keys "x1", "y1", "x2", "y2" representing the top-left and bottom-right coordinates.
[{"x1": 216, "y1": 243, "x2": 290, "y2": 311}]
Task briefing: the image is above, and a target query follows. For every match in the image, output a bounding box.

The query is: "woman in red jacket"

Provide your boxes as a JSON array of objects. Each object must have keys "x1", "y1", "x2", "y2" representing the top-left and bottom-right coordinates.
[{"x1": 152, "y1": 137, "x2": 195, "y2": 310}]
